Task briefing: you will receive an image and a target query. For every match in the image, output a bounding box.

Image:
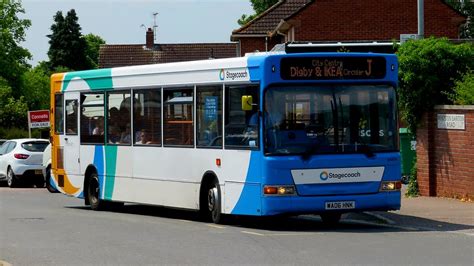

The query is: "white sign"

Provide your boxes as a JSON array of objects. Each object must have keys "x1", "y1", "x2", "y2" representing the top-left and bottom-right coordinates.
[
  {"x1": 291, "y1": 167, "x2": 385, "y2": 185},
  {"x1": 400, "y1": 34, "x2": 420, "y2": 43},
  {"x1": 437, "y1": 114, "x2": 465, "y2": 130}
]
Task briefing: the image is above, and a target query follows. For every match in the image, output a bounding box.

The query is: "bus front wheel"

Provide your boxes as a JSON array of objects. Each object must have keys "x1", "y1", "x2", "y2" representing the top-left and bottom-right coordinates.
[{"x1": 201, "y1": 179, "x2": 223, "y2": 224}]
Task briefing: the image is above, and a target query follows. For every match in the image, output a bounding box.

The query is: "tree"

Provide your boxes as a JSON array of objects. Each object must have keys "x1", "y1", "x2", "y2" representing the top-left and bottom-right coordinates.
[
  {"x1": 21, "y1": 66, "x2": 50, "y2": 111},
  {"x1": 397, "y1": 38, "x2": 474, "y2": 134},
  {"x1": 84, "y1": 33, "x2": 106, "y2": 69},
  {"x1": 238, "y1": 0, "x2": 279, "y2": 26},
  {"x1": 445, "y1": 0, "x2": 474, "y2": 38},
  {"x1": 0, "y1": 78, "x2": 28, "y2": 129},
  {"x1": 0, "y1": 0, "x2": 32, "y2": 97},
  {"x1": 47, "y1": 9, "x2": 91, "y2": 71}
]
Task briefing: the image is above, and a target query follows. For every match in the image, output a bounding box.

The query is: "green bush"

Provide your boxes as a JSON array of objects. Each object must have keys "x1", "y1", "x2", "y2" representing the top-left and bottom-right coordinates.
[
  {"x1": 398, "y1": 38, "x2": 474, "y2": 135},
  {"x1": 405, "y1": 157, "x2": 420, "y2": 197},
  {"x1": 449, "y1": 71, "x2": 474, "y2": 105}
]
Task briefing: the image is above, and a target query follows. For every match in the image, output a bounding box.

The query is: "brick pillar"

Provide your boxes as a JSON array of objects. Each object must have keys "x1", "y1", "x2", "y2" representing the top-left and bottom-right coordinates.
[{"x1": 416, "y1": 112, "x2": 436, "y2": 196}]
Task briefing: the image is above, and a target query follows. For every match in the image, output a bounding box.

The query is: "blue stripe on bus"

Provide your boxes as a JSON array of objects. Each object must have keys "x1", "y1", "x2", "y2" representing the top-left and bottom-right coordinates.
[
  {"x1": 93, "y1": 145, "x2": 105, "y2": 199},
  {"x1": 230, "y1": 151, "x2": 263, "y2": 215}
]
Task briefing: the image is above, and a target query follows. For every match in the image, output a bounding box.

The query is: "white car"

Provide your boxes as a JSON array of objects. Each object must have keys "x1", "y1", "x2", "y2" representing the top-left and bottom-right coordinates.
[{"x1": 0, "y1": 139, "x2": 50, "y2": 188}]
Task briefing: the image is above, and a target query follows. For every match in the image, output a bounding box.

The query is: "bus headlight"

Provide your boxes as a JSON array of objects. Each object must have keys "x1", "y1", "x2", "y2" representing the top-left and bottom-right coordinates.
[
  {"x1": 379, "y1": 181, "x2": 402, "y2": 192},
  {"x1": 264, "y1": 185, "x2": 296, "y2": 195}
]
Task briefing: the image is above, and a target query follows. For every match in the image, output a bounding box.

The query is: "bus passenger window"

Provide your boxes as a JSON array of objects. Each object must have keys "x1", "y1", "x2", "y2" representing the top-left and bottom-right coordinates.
[
  {"x1": 196, "y1": 86, "x2": 222, "y2": 148},
  {"x1": 107, "y1": 91, "x2": 131, "y2": 145},
  {"x1": 224, "y1": 85, "x2": 259, "y2": 149},
  {"x1": 133, "y1": 89, "x2": 161, "y2": 145},
  {"x1": 80, "y1": 93, "x2": 105, "y2": 144},
  {"x1": 163, "y1": 88, "x2": 193, "y2": 146}
]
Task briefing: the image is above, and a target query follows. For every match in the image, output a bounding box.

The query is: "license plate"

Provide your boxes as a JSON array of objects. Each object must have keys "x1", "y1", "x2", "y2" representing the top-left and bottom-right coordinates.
[
  {"x1": 35, "y1": 170, "x2": 42, "y2": 175},
  {"x1": 325, "y1": 201, "x2": 355, "y2": 210}
]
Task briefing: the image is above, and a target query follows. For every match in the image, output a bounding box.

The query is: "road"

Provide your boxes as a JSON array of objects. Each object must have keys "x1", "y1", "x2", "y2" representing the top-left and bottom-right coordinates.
[{"x1": 1, "y1": 187, "x2": 473, "y2": 265}]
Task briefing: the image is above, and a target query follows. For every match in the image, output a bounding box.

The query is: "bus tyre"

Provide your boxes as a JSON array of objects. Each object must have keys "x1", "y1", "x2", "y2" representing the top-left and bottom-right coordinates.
[
  {"x1": 45, "y1": 166, "x2": 58, "y2": 193},
  {"x1": 87, "y1": 173, "x2": 105, "y2": 211},
  {"x1": 206, "y1": 180, "x2": 223, "y2": 224},
  {"x1": 6, "y1": 167, "x2": 18, "y2": 188},
  {"x1": 320, "y1": 213, "x2": 342, "y2": 225}
]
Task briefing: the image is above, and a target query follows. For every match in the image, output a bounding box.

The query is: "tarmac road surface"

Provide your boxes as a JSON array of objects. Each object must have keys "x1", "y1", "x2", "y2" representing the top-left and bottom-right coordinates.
[{"x1": 1, "y1": 187, "x2": 473, "y2": 265}]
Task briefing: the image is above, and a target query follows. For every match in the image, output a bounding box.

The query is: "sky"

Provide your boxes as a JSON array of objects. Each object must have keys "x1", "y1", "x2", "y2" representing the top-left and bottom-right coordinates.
[{"x1": 20, "y1": 0, "x2": 254, "y2": 66}]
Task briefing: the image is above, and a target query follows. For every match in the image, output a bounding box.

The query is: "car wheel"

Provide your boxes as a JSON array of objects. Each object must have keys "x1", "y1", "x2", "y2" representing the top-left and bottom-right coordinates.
[
  {"x1": 45, "y1": 166, "x2": 58, "y2": 193},
  {"x1": 87, "y1": 172, "x2": 105, "y2": 211},
  {"x1": 6, "y1": 167, "x2": 18, "y2": 188},
  {"x1": 320, "y1": 213, "x2": 342, "y2": 225}
]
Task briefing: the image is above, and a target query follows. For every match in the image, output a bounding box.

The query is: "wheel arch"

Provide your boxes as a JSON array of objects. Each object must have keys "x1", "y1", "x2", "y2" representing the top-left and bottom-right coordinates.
[{"x1": 199, "y1": 171, "x2": 219, "y2": 211}]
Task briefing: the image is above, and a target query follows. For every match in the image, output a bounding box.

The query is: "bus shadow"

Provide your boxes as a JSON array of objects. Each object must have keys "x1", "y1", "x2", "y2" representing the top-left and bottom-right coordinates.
[{"x1": 67, "y1": 204, "x2": 474, "y2": 234}]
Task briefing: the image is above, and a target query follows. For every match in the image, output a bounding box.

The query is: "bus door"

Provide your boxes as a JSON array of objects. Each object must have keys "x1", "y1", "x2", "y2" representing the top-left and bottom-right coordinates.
[{"x1": 63, "y1": 92, "x2": 81, "y2": 175}]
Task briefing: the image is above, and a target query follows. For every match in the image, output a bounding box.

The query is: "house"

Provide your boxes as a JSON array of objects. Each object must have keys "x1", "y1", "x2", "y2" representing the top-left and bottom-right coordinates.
[
  {"x1": 99, "y1": 28, "x2": 238, "y2": 68},
  {"x1": 231, "y1": 0, "x2": 466, "y2": 56}
]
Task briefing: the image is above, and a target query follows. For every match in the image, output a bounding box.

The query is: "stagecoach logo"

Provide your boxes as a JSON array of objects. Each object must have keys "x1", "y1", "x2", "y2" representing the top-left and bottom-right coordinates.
[
  {"x1": 320, "y1": 170, "x2": 361, "y2": 181},
  {"x1": 219, "y1": 69, "x2": 225, "y2": 80},
  {"x1": 219, "y1": 68, "x2": 249, "y2": 81},
  {"x1": 320, "y1": 171, "x2": 329, "y2": 181}
]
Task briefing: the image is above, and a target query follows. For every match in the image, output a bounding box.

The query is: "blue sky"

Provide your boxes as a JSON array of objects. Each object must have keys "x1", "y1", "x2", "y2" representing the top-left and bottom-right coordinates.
[{"x1": 21, "y1": 0, "x2": 253, "y2": 66}]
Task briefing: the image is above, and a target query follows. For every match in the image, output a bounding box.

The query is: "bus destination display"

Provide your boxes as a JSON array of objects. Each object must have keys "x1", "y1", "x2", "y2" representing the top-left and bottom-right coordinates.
[{"x1": 280, "y1": 57, "x2": 386, "y2": 80}]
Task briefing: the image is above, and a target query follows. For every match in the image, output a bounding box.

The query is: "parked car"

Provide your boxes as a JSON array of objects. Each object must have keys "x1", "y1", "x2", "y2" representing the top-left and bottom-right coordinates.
[
  {"x1": 42, "y1": 143, "x2": 58, "y2": 193},
  {"x1": 0, "y1": 139, "x2": 50, "y2": 187}
]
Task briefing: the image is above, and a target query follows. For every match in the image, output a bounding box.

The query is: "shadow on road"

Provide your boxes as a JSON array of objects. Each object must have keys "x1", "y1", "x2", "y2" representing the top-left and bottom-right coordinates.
[{"x1": 66, "y1": 203, "x2": 474, "y2": 234}]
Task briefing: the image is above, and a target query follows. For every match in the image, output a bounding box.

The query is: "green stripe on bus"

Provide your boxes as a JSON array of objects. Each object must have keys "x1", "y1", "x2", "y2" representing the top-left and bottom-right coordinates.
[
  {"x1": 62, "y1": 69, "x2": 113, "y2": 92},
  {"x1": 104, "y1": 145, "x2": 118, "y2": 200}
]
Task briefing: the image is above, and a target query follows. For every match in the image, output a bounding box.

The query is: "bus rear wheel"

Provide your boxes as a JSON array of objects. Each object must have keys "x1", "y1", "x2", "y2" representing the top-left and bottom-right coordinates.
[{"x1": 87, "y1": 172, "x2": 104, "y2": 211}]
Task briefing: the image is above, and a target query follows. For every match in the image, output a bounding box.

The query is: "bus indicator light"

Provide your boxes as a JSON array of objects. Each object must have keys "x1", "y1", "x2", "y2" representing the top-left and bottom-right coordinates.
[
  {"x1": 264, "y1": 185, "x2": 296, "y2": 195},
  {"x1": 216, "y1": 158, "x2": 221, "y2": 166}
]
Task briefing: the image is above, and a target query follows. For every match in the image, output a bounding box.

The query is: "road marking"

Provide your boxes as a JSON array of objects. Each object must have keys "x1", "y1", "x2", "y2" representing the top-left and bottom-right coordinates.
[
  {"x1": 207, "y1": 224, "x2": 226, "y2": 229},
  {"x1": 241, "y1": 230, "x2": 265, "y2": 236},
  {"x1": 265, "y1": 232, "x2": 323, "y2": 237},
  {"x1": 364, "y1": 212, "x2": 396, "y2": 225},
  {"x1": 344, "y1": 219, "x2": 420, "y2": 231}
]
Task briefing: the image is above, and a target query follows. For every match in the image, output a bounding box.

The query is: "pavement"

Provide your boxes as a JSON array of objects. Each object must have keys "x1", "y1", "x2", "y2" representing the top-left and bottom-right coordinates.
[{"x1": 365, "y1": 188, "x2": 474, "y2": 234}]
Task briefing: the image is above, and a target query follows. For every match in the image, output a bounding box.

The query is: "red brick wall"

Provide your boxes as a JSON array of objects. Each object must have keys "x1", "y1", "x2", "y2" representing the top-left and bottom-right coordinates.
[
  {"x1": 292, "y1": 0, "x2": 463, "y2": 41},
  {"x1": 417, "y1": 106, "x2": 474, "y2": 200},
  {"x1": 237, "y1": 0, "x2": 465, "y2": 54},
  {"x1": 238, "y1": 37, "x2": 282, "y2": 56}
]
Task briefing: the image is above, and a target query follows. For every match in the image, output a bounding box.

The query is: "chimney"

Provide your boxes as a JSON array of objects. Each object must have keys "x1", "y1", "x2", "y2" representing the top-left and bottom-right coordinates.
[{"x1": 146, "y1": 28, "x2": 154, "y2": 49}]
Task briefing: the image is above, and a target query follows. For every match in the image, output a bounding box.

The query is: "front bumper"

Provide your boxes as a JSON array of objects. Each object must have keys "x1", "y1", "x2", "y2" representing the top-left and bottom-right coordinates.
[{"x1": 261, "y1": 191, "x2": 401, "y2": 216}]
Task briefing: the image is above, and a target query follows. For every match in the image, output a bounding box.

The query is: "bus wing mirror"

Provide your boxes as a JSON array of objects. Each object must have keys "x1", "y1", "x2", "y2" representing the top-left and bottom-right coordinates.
[{"x1": 242, "y1": 95, "x2": 253, "y2": 111}]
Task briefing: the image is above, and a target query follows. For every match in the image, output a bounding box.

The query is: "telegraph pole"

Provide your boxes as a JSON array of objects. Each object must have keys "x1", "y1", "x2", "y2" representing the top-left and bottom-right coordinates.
[
  {"x1": 418, "y1": 0, "x2": 424, "y2": 38},
  {"x1": 153, "y1": 12, "x2": 158, "y2": 41}
]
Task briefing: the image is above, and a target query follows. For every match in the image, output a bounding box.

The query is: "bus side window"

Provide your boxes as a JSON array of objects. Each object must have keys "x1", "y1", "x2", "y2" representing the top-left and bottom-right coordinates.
[
  {"x1": 224, "y1": 85, "x2": 259, "y2": 149},
  {"x1": 81, "y1": 93, "x2": 105, "y2": 144},
  {"x1": 107, "y1": 91, "x2": 131, "y2": 145},
  {"x1": 163, "y1": 88, "x2": 194, "y2": 147},
  {"x1": 133, "y1": 89, "x2": 161, "y2": 145},
  {"x1": 196, "y1": 86, "x2": 222, "y2": 148}
]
